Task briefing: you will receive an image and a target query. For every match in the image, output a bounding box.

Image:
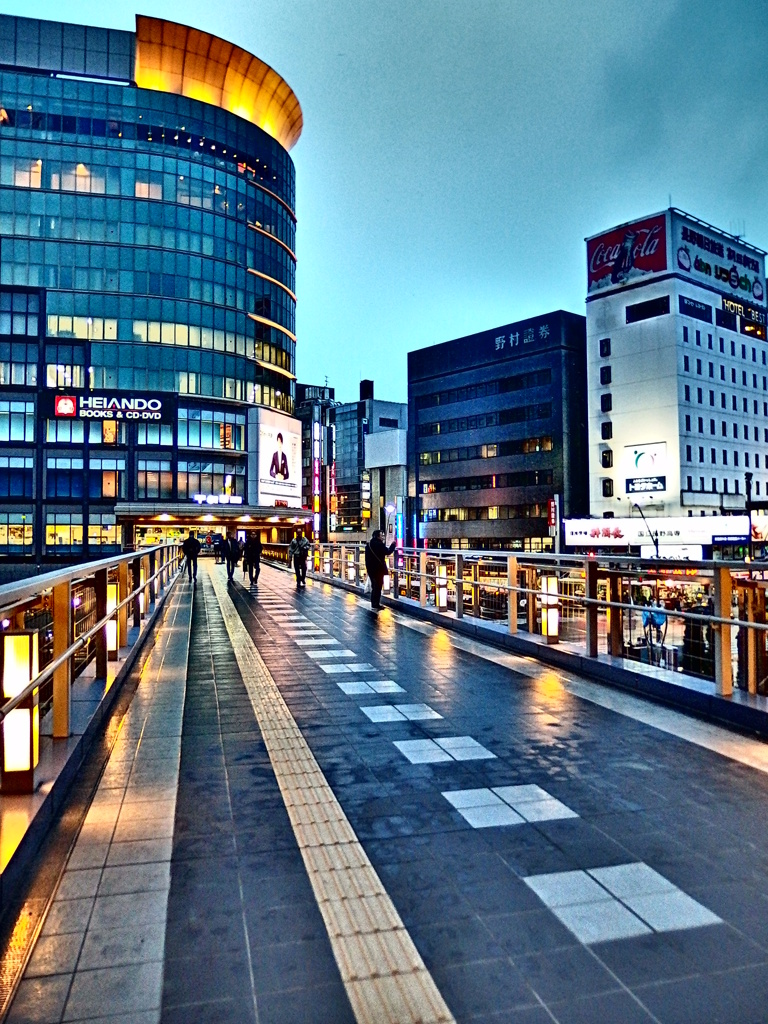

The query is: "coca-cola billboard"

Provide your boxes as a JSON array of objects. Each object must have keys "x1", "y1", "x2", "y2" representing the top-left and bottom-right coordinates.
[{"x1": 587, "y1": 214, "x2": 667, "y2": 293}]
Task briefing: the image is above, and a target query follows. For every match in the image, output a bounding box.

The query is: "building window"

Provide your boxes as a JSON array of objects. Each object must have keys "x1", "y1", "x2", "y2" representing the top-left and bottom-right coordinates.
[
  {"x1": 177, "y1": 460, "x2": 245, "y2": 498},
  {"x1": 137, "y1": 460, "x2": 173, "y2": 499},
  {"x1": 0, "y1": 292, "x2": 39, "y2": 335},
  {"x1": 696, "y1": 359, "x2": 702, "y2": 374},
  {"x1": 734, "y1": 452, "x2": 739, "y2": 467},
  {"x1": 710, "y1": 419, "x2": 715, "y2": 434},
  {"x1": 683, "y1": 326, "x2": 689, "y2": 344},
  {"x1": 599, "y1": 338, "x2": 611, "y2": 358},
  {"x1": 697, "y1": 417, "x2": 703, "y2": 432},
  {"x1": 696, "y1": 330, "x2": 701, "y2": 346},
  {"x1": 698, "y1": 447, "x2": 704, "y2": 462},
  {"x1": 89, "y1": 421, "x2": 126, "y2": 445},
  {"x1": 137, "y1": 423, "x2": 173, "y2": 445},
  {"x1": 599, "y1": 366, "x2": 612, "y2": 386},
  {"x1": 46, "y1": 457, "x2": 83, "y2": 498},
  {"x1": 88, "y1": 513, "x2": 119, "y2": 548},
  {"x1": 46, "y1": 418, "x2": 85, "y2": 443},
  {"x1": 0, "y1": 400, "x2": 34, "y2": 442},
  {"x1": 684, "y1": 385, "x2": 690, "y2": 402},
  {"x1": 89, "y1": 458, "x2": 126, "y2": 499},
  {"x1": 709, "y1": 363, "x2": 714, "y2": 378},
  {"x1": 0, "y1": 342, "x2": 38, "y2": 386},
  {"x1": 601, "y1": 479, "x2": 613, "y2": 497},
  {"x1": 697, "y1": 388, "x2": 702, "y2": 404},
  {"x1": 45, "y1": 513, "x2": 83, "y2": 553},
  {"x1": 601, "y1": 449, "x2": 613, "y2": 468},
  {"x1": 723, "y1": 451, "x2": 728, "y2": 465},
  {"x1": 685, "y1": 415, "x2": 691, "y2": 430},
  {"x1": 378, "y1": 417, "x2": 399, "y2": 428},
  {"x1": 0, "y1": 512, "x2": 33, "y2": 555},
  {"x1": 684, "y1": 355, "x2": 690, "y2": 372},
  {"x1": 601, "y1": 422, "x2": 612, "y2": 440},
  {"x1": 686, "y1": 445, "x2": 692, "y2": 461},
  {"x1": 178, "y1": 408, "x2": 245, "y2": 450},
  {"x1": 600, "y1": 393, "x2": 612, "y2": 413},
  {"x1": 711, "y1": 448, "x2": 716, "y2": 464},
  {"x1": 0, "y1": 457, "x2": 33, "y2": 498},
  {"x1": 625, "y1": 295, "x2": 670, "y2": 324},
  {"x1": 686, "y1": 475, "x2": 692, "y2": 489}
]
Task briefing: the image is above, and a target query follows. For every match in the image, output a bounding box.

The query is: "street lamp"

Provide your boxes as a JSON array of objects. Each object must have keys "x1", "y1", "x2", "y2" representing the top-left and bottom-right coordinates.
[
  {"x1": 632, "y1": 502, "x2": 659, "y2": 558},
  {"x1": 745, "y1": 472, "x2": 754, "y2": 562}
]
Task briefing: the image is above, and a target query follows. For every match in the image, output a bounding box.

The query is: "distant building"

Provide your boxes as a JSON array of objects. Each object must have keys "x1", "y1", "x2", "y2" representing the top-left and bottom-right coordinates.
[
  {"x1": 407, "y1": 311, "x2": 588, "y2": 550},
  {"x1": 329, "y1": 380, "x2": 407, "y2": 542},
  {"x1": 585, "y1": 209, "x2": 767, "y2": 524},
  {"x1": 294, "y1": 383, "x2": 337, "y2": 541}
]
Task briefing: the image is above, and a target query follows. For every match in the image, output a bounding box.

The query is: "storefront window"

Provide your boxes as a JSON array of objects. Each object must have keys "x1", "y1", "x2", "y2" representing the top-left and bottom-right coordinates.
[
  {"x1": 177, "y1": 459, "x2": 245, "y2": 498},
  {"x1": 88, "y1": 513, "x2": 119, "y2": 548},
  {"x1": 0, "y1": 513, "x2": 33, "y2": 554}
]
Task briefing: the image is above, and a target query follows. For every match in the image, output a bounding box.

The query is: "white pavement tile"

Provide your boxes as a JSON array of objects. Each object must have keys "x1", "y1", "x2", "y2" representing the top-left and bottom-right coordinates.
[
  {"x1": 588, "y1": 863, "x2": 677, "y2": 900},
  {"x1": 56, "y1": 870, "x2": 102, "y2": 901},
  {"x1": 98, "y1": 863, "x2": 171, "y2": 897},
  {"x1": 42, "y1": 898, "x2": 94, "y2": 937},
  {"x1": 361, "y1": 706, "x2": 406, "y2": 723},
  {"x1": 435, "y1": 737, "x2": 496, "y2": 761},
  {"x1": 393, "y1": 740, "x2": 453, "y2": 764},
  {"x1": 622, "y1": 891, "x2": 721, "y2": 932},
  {"x1": 307, "y1": 649, "x2": 358, "y2": 659},
  {"x1": 296, "y1": 637, "x2": 339, "y2": 646},
  {"x1": 106, "y1": 838, "x2": 173, "y2": 867},
  {"x1": 348, "y1": 663, "x2": 375, "y2": 671},
  {"x1": 338, "y1": 681, "x2": 377, "y2": 694},
  {"x1": 493, "y1": 784, "x2": 551, "y2": 805},
  {"x1": 515, "y1": 798, "x2": 578, "y2": 823},
  {"x1": 554, "y1": 900, "x2": 651, "y2": 944},
  {"x1": 25, "y1": 933, "x2": 84, "y2": 978},
  {"x1": 320, "y1": 663, "x2": 354, "y2": 674},
  {"x1": 442, "y1": 789, "x2": 504, "y2": 810},
  {"x1": 396, "y1": 703, "x2": 443, "y2": 721},
  {"x1": 369, "y1": 681, "x2": 406, "y2": 693},
  {"x1": 524, "y1": 870, "x2": 608, "y2": 908},
  {"x1": 459, "y1": 804, "x2": 525, "y2": 829},
  {"x1": 89, "y1": 891, "x2": 168, "y2": 932}
]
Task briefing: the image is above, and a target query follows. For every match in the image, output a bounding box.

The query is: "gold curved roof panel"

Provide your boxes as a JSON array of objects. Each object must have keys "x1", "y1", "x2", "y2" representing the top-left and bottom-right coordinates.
[{"x1": 134, "y1": 15, "x2": 303, "y2": 151}]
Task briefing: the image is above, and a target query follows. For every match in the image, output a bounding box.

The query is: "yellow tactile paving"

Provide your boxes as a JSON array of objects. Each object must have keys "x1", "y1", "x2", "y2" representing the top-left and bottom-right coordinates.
[{"x1": 208, "y1": 565, "x2": 457, "y2": 1024}]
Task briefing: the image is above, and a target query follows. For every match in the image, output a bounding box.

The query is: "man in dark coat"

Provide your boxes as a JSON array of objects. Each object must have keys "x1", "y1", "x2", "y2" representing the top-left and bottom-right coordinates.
[
  {"x1": 223, "y1": 532, "x2": 241, "y2": 581},
  {"x1": 269, "y1": 433, "x2": 289, "y2": 480},
  {"x1": 243, "y1": 532, "x2": 263, "y2": 586},
  {"x1": 181, "y1": 530, "x2": 201, "y2": 583},
  {"x1": 364, "y1": 529, "x2": 396, "y2": 612}
]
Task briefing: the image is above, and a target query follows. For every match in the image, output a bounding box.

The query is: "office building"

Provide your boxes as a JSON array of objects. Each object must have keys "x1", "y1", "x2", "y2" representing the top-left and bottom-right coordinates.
[
  {"x1": 329, "y1": 380, "x2": 407, "y2": 541},
  {"x1": 0, "y1": 14, "x2": 309, "y2": 573},
  {"x1": 585, "y1": 208, "x2": 767, "y2": 521},
  {"x1": 408, "y1": 311, "x2": 588, "y2": 550},
  {"x1": 295, "y1": 382, "x2": 337, "y2": 541}
]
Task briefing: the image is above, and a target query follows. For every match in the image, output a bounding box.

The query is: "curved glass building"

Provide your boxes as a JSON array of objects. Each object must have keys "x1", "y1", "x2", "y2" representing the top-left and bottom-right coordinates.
[{"x1": 0, "y1": 14, "x2": 309, "y2": 570}]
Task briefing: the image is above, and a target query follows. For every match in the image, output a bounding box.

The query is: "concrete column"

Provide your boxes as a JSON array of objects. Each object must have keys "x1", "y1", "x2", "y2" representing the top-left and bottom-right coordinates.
[
  {"x1": 52, "y1": 581, "x2": 71, "y2": 739},
  {"x1": 94, "y1": 568, "x2": 108, "y2": 679},
  {"x1": 419, "y1": 551, "x2": 427, "y2": 607},
  {"x1": 607, "y1": 571, "x2": 624, "y2": 657},
  {"x1": 455, "y1": 555, "x2": 464, "y2": 619},
  {"x1": 585, "y1": 559, "x2": 598, "y2": 658},
  {"x1": 714, "y1": 566, "x2": 733, "y2": 696},
  {"x1": 507, "y1": 556, "x2": 518, "y2": 634}
]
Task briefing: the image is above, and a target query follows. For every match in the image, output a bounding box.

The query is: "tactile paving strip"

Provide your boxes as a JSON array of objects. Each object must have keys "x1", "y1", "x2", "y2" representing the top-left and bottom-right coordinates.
[{"x1": 209, "y1": 567, "x2": 455, "y2": 1024}]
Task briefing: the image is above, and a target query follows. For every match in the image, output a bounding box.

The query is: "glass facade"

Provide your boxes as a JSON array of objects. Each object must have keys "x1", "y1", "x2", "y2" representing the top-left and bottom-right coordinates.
[{"x1": 0, "y1": 14, "x2": 303, "y2": 565}]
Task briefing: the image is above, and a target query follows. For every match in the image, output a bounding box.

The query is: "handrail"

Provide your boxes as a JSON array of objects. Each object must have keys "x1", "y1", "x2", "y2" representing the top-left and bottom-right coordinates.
[
  {"x1": 0, "y1": 544, "x2": 178, "y2": 619},
  {"x1": 0, "y1": 549, "x2": 181, "y2": 722}
]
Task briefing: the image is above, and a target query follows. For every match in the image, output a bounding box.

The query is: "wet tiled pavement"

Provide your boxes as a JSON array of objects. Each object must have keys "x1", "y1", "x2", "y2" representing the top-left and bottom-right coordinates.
[{"x1": 9, "y1": 560, "x2": 768, "y2": 1023}]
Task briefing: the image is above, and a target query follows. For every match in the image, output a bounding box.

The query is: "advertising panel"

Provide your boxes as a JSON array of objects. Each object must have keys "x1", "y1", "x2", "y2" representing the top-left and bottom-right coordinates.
[
  {"x1": 565, "y1": 515, "x2": 749, "y2": 549},
  {"x1": 623, "y1": 442, "x2": 667, "y2": 496},
  {"x1": 257, "y1": 409, "x2": 302, "y2": 508},
  {"x1": 671, "y1": 211, "x2": 766, "y2": 305},
  {"x1": 42, "y1": 390, "x2": 175, "y2": 423},
  {"x1": 587, "y1": 213, "x2": 667, "y2": 294}
]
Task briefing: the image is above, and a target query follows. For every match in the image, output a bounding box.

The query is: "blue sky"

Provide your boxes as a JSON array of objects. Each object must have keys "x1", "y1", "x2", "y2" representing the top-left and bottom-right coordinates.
[{"x1": 5, "y1": 0, "x2": 768, "y2": 403}]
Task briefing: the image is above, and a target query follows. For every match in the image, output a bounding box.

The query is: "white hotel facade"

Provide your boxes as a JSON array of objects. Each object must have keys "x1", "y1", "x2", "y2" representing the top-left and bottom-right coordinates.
[{"x1": 570, "y1": 208, "x2": 767, "y2": 557}]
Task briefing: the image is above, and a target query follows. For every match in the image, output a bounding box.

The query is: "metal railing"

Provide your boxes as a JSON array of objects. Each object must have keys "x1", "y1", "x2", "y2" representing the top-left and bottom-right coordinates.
[
  {"x1": 0, "y1": 543, "x2": 182, "y2": 745},
  {"x1": 266, "y1": 542, "x2": 768, "y2": 698}
]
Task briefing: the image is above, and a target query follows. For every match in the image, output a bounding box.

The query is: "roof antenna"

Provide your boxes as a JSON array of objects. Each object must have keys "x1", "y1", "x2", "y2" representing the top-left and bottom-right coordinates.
[{"x1": 668, "y1": 193, "x2": 672, "y2": 208}]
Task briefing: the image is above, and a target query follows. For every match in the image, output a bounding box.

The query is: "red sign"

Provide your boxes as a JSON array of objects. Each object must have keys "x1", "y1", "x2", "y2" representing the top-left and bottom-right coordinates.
[
  {"x1": 54, "y1": 395, "x2": 76, "y2": 417},
  {"x1": 587, "y1": 214, "x2": 667, "y2": 293},
  {"x1": 548, "y1": 498, "x2": 557, "y2": 528}
]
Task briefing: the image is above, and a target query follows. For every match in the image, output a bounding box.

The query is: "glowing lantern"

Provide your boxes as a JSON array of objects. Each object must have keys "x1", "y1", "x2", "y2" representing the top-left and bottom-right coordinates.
[
  {"x1": 107, "y1": 582, "x2": 118, "y2": 660},
  {"x1": 540, "y1": 576, "x2": 559, "y2": 644}
]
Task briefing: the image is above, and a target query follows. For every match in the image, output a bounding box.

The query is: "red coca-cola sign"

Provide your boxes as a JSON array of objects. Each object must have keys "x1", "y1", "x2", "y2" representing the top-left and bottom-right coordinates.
[{"x1": 587, "y1": 214, "x2": 667, "y2": 293}]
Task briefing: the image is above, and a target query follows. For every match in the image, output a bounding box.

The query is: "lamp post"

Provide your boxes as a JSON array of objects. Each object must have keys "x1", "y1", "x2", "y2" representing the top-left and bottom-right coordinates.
[
  {"x1": 745, "y1": 472, "x2": 754, "y2": 562},
  {"x1": 632, "y1": 502, "x2": 659, "y2": 558}
]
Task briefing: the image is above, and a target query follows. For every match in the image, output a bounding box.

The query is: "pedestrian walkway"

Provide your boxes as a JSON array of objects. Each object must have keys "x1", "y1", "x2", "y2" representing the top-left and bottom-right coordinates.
[{"x1": 7, "y1": 560, "x2": 768, "y2": 1023}]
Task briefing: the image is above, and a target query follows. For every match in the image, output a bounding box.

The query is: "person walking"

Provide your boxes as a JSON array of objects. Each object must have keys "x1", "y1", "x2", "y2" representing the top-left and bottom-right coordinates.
[
  {"x1": 223, "y1": 532, "x2": 240, "y2": 582},
  {"x1": 181, "y1": 530, "x2": 201, "y2": 583},
  {"x1": 288, "y1": 531, "x2": 309, "y2": 589},
  {"x1": 364, "y1": 528, "x2": 396, "y2": 612},
  {"x1": 244, "y1": 532, "x2": 263, "y2": 586}
]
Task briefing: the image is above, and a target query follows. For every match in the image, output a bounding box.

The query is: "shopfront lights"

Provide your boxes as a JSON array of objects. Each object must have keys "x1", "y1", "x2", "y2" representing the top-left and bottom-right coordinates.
[
  {"x1": 436, "y1": 564, "x2": 448, "y2": 611},
  {"x1": 1, "y1": 631, "x2": 40, "y2": 793},
  {"x1": 107, "y1": 582, "x2": 118, "y2": 660},
  {"x1": 540, "y1": 576, "x2": 559, "y2": 644}
]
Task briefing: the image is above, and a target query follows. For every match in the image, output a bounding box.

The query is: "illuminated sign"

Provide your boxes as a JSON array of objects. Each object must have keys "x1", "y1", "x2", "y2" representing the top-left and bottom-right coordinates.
[
  {"x1": 587, "y1": 214, "x2": 667, "y2": 293},
  {"x1": 623, "y1": 442, "x2": 667, "y2": 497},
  {"x1": 192, "y1": 494, "x2": 243, "y2": 505},
  {"x1": 45, "y1": 390, "x2": 175, "y2": 423},
  {"x1": 672, "y1": 212, "x2": 766, "y2": 303},
  {"x1": 565, "y1": 515, "x2": 749, "y2": 548}
]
